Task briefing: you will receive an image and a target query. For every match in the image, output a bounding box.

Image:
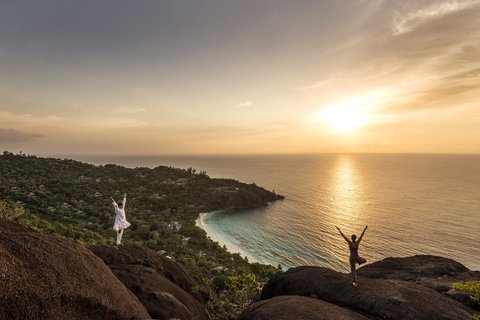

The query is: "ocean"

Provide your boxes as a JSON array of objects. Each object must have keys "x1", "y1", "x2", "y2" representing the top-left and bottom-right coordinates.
[{"x1": 74, "y1": 154, "x2": 480, "y2": 271}]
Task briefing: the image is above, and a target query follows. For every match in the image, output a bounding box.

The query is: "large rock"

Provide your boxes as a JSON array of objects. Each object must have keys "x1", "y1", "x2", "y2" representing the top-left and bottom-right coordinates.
[
  {"x1": 239, "y1": 295, "x2": 370, "y2": 320},
  {"x1": 89, "y1": 244, "x2": 210, "y2": 320},
  {"x1": 260, "y1": 265, "x2": 475, "y2": 320},
  {"x1": 357, "y1": 255, "x2": 476, "y2": 281},
  {"x1": 0, "y1": 220, "x2": 150, "y2": 320},
  {"x1": 357, "y1": 255, "x2": 480, "y2": 309}
]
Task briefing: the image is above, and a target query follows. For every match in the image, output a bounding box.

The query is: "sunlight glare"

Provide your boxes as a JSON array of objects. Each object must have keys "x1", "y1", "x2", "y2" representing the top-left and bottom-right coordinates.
[
  {"x1": 323, "y1": 104, "x2": 367, "y2": 133},
  {"x1": 317, "y1": 91, "x2": 385, "y2": 133}
]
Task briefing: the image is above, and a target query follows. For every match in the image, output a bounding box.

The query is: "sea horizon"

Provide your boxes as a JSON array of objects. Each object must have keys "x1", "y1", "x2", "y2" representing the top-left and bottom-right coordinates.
[{"x1": 39, "y1": 152, "x2": 480, "y2": 159}]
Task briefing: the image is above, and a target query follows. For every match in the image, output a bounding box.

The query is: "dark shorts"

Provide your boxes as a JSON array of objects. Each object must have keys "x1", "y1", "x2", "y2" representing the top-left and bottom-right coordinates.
[{"x1": 350, "y1": 256, "x2": 367, "y2": 273}]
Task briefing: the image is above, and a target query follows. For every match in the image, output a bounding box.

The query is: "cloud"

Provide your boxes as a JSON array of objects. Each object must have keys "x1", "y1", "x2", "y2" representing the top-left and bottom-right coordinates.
[
  {"x1": 391, "y1": 0, "x2": 480, "y2": 36},
  {"x1": 294, "y1": 75, "x2": 339, "y2": 91},
  {"x1": 0, "y1": 128, "x2": 45, "y2": 143},
  {"x1": 299, "y1": 0, "x2": 480, "y2": 128},
  {"x1": 389, "y1": 82, "x2": 479, "y2": 114},
  {"x1": 360, "y1": 142, "x2": 395, "y2": 149},
  {"x1": 375, "y1": 62, "x2": 480, "y2": 115},
  {"x1": 113, "y1": 107, "x2": 146, "y2": 114},
  {"x1": 0, "y1": 111, "x2": 149, "y2": 131},
  {"x1": 237, "y1": 101, "x2": 252, "y2": 108},
  {"x1": 447, "y1": 66, "x2": 480, "y2": 80}
]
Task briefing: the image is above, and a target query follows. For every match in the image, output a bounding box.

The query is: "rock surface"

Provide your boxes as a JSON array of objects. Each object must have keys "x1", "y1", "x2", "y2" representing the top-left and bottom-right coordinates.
[
  {"x1": 0, "y1": 220, "x2": 150, "y2": 320},
  {"x1": 358, "y1": 255, "x2": 480, "y2": 310},
  {"x1": 357, "y1": 255, "x2": 478, "y2": 281},
  {"x1": 249, "y1": 256, "x2": 479, "y2": 320},
  {"x1": 239, "y1": 295, "x2": 370, "y2": 320},
  {"x1": 89, "y1": 244, "x2": 211, "y2": 320}
]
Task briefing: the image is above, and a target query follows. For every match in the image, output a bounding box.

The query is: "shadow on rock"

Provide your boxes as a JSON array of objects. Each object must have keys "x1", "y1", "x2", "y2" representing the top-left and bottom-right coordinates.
[
  {"x1": 89, "y1": 244, "x2": 211, "y2": 320},
  {"x1": 0, "y1": 220, "x2": 150, "y2": 320}
]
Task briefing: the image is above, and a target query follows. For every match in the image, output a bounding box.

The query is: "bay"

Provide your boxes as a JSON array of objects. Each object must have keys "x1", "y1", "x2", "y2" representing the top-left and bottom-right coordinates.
[{"x1": 74, "y1": 154, "x2": 480, "y2": 271}]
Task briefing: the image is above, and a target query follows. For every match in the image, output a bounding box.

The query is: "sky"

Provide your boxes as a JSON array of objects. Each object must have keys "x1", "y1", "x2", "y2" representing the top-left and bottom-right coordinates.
[{"x1": 1, "y1": 0, "x2": 479, "y2": 155}]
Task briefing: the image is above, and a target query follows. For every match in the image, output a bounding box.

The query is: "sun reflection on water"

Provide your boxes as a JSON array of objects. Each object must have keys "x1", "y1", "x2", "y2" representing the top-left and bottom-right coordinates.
[
  {"x1": 331, "y1": 155, "x2": 359, "y2": 222},
  {"x1": 325, "y1": 155, "x2": 366, "y2": 270}
]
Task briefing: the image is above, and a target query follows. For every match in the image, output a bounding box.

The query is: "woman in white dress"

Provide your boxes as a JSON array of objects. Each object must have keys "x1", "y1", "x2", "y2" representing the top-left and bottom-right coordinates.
[{"x1": 111, "y1": 193, "x2": 131, "y2": 245}]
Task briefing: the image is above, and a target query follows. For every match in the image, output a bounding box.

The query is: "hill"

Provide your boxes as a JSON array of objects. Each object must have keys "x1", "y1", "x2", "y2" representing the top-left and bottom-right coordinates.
[{"x1": 0, "y1": 151, "x2": 282, "y2": 318}]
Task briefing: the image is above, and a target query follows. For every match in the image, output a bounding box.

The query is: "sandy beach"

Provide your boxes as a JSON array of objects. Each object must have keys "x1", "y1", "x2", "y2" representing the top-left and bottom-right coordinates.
[{"x1": 195, "y1": 211, "x2": 261, "y2": 264}]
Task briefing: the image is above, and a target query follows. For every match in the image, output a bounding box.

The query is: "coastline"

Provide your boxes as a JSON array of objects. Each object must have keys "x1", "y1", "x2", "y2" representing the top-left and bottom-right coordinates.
[{"x1": 195, "y1": 211, "x2": 262, "y2": 264}]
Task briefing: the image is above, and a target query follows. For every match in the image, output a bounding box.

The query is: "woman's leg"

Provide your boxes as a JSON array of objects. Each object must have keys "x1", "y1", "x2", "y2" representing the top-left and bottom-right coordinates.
[
  {"x1": 352, "y1": 257, "x2": 366, "y2": 286},
  {"x1": 350, "y1": 259, "x2": 357, "y2": 286},
  {"x1": 116, "y1": 228, "x2": 124, "y2": 245}
]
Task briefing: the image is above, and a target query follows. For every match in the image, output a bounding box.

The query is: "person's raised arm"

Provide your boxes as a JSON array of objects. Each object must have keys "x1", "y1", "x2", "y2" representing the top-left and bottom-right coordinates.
[
  {"x1": 358, "y1": 225, "x2": 368, "y2": 243},
  {"x1": 122, "y1": 193, "x2": 127, "y2": 207},
  {"x1": 111, "y1": 197, "x2": 118, "y2": 207},
  {"x1": 336, "y1": 226, "x2": 351, "y2": 244}
]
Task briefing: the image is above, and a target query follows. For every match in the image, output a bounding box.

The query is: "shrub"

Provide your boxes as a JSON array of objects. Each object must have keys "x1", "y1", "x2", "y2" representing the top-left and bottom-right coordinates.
[
  {"x1": 0, "y1": 200, "x2": 25, "y2": 221},
  {"x1": 452, "y1": 281, "x2": 480, "y2": 303},
  {"x1": 452, "y1": 281, "x2": 480, "y2": 320},
  {"x1": 209, "y1": 273, "x2": 260, "y2": 319}
]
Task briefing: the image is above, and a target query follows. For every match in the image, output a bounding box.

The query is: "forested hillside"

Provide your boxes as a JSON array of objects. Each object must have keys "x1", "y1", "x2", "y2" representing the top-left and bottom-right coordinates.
[{"x1": 0, "y1": 151, "x2": 282, "y2": 318}]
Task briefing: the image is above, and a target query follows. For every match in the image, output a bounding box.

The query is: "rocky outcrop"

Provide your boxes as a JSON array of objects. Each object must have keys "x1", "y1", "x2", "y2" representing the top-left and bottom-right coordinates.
[
  {"x1": 0, "y1": 220, "x2": 150, "y2": 320},
  {"x1": 89, "y1": 244, "x2": 211, "y2": 320},
  {"x1": 357, "y1": 255, "x2": 480, "y2": 310},
  {"x1": 239, "y1": 295, "x2": 370, "y2": 320},
  {"x1": 2, "y1": 218, "x2": 477, "y2": 320},
  {"x1": 240, "y1": 255, "x2": 479, "y2": 320},
  {"x1": 357, "y1": 255, "x2": 477, "y2": 281}
]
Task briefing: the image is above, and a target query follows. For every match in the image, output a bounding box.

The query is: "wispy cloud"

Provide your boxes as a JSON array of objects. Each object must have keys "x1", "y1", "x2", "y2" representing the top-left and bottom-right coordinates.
[
  {"x1": 300, "y1": 0, "x2": 480, "y2": 130},
  {"x1": 113, "y1": 107, "x2": 146, "y2": 114},
  {"x1": 388, "y1": 79, "x2": 480, "y2": 114},
  {"x1": 237, "y1": 101, "x2": 252, "y2": 108},
  {"x1": 0, "y1": 128, "x2": 45, "y2": 143},
  {"x1": 0, "y1": 111, "x2": 148, "y2": 131},
  {"x1": 391, "y1": 0, "x2": 480, "y2": 36},
  {"x1": 294, "y1": 75, "x2": 340, "y2": 91}
]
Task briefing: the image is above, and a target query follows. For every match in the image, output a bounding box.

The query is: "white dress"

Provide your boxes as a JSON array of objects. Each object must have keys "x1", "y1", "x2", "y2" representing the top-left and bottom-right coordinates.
[{"x1": 113, "y1": 197, "x2": 131, "y2": 231}]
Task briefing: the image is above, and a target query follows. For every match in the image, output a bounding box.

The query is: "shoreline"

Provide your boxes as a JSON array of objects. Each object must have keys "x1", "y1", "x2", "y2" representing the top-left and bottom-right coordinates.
[{"x1": 195, "y1": 211, "x2": 262, "y2": 264}]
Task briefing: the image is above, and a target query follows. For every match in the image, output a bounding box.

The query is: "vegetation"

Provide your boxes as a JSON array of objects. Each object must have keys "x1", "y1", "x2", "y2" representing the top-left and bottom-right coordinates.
[
  {"x1": 0, "y1": 151, "x2": 281, "y2": 318},
  {"x1": 0, "y1": 200, "x2": 25, "y2": 221},
  {"x1": 209, "y1": 273, "x2": 261, "y2": 319},
  {"x1": 452, "y1": 281, "x2": 480, "y2": 320}
]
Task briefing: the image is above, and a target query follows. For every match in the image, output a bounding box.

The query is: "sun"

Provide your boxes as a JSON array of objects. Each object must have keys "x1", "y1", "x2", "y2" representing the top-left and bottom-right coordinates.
[
  {"x1": 321, "y1": 96, "x2": 371, "y2": 133},
  {"x1": 323, "y1": 105, "x2": 367, "y2": 133},
  {"x1": 310, "y1": 89, "x2": 386, "y2": 133}
]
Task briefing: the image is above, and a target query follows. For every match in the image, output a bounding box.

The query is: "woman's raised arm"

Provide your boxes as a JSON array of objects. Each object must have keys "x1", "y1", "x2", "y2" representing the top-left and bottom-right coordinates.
[
  {"x1": 358, "y1": 225, "x2": 368, "y2": 243},
  {"x1": 336, "y1": 226, "x2": 351, "y2": 244}
]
